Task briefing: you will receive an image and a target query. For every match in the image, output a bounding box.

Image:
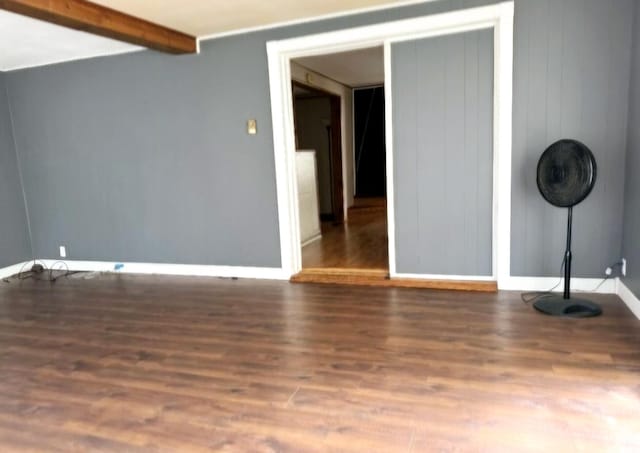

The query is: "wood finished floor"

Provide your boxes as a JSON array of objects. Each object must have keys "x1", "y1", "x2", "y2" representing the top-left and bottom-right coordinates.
[
  {"x1": 302, "y1": 198, "x2": 388, "y2": 270},
  {"x1": 0, "y1": 274, "x2": 639, "y2": 452}
]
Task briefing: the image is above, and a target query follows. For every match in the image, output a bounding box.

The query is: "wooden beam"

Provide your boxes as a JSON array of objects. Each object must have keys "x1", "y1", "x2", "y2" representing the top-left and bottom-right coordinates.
[{"x1": 0, "y1": 0, "x2": 197, "y2": 54}]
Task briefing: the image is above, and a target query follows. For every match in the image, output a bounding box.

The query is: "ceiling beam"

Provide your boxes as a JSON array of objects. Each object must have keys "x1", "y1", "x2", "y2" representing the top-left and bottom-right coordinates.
[{"x1": 0, "y1": 0, "x2": 197, "y2": 54}]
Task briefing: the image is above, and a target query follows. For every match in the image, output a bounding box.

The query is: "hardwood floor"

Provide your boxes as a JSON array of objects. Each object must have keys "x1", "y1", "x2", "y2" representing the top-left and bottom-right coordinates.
[
  {"x1": 291, "y1": 268, "x2": 498, "y2": 292},
  {"x1": 302, "y1": 198, "x2": 388, "y2": 270},
  {"x1": 0, "y1": 274, "x2": 639, "y2": 451}
]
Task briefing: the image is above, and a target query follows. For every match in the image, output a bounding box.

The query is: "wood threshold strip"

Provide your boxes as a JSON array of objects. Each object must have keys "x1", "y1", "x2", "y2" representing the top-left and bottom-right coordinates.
[
  {"x1": 291, "y1": 268, "x2": 498, "y2": 292},
  {"x1": 0, "y1": 0, "x2": 197, "y2": 54}
]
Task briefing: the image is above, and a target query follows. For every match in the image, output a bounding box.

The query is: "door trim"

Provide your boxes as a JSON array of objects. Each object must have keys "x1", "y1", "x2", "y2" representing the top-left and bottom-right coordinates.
[{"x1": 267, "y1": 2, "x2": 514, "y2": 287}]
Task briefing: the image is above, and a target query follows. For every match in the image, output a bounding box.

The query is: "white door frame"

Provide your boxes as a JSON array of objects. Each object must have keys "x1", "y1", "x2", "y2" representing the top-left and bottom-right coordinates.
[{"x1": 267, "y1": 2, "x2": 514, "y2": 287}]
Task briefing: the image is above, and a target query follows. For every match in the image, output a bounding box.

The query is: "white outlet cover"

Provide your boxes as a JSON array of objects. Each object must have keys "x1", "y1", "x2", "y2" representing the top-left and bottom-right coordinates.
[{"x1": 59, "y1": 246, "x2": 67, "y2": 258}]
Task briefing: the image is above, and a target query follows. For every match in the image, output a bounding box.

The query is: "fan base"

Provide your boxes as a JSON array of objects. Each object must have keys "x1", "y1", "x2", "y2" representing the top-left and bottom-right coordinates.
[{"x1": 533, "y1": 295, "x2": 602, "y2": 318}]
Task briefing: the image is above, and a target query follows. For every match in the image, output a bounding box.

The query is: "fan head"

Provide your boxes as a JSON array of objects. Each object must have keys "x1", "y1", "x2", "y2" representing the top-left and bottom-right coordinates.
[{"x1": 536, "y1": 139, "x2": 597, "y2": 208}]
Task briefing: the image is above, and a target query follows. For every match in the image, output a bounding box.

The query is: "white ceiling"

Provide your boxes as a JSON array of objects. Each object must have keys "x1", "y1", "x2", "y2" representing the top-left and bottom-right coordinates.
[
  {"x1": 91, "y1": 0, "x2": 432, "y2": 37},
  {"x1": 0, "y1": 10, "x2": 140, "y2": 72},
  {"x1": 0, "y1": 0, "x2": 430, "y2": 72},
  {"x1": 294, "y1": 47, "x2": 384, "y2": 87}
]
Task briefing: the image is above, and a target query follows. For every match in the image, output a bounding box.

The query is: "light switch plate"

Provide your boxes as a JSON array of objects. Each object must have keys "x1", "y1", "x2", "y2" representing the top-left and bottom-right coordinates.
[{"x1": 247, "y1": 119, "x2": 257, "y2": 135}]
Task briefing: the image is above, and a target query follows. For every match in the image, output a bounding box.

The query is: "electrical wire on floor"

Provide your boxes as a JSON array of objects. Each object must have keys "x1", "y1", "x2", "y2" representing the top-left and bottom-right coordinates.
[
  {"x1": 520, "y1": 259, "x2": 625, "y2": 304},
  {"x1": 520, "y1": 257, "x2": 566, "y2": 304},
  {"x1": 3, "y1": 259, "x2": 82, "y2": 284}
]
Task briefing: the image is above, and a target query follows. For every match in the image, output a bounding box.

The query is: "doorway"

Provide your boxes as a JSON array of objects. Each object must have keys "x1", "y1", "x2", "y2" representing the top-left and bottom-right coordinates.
[
  {"x1": 293, "y1": 82, "x2": 344, "y2": 224},
  {"x1": 266, "y1": 3, "x2": 514, "y2": 288},
  {"x1": 291, "y1": 48, "x2": 388, "y2": 275}
]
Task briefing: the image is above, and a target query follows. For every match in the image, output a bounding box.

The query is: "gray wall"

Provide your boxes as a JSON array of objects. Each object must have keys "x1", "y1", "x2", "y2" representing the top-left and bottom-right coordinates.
[
  {"x1": 622, "y1": 0, "x2": 640, "y2": 298},
  {"x1": 294, "y1": 97, "x2": 333, "y2": 215},
  {"x1": 392, "y1": 29, "x2": 493, "y2": 276},
  {"x1": 0, "y1": 73, "x2": 31, "y2": 268},
  {"x1": 511, "y1": 0, "x2": 634, "y2": 277},
  {"x1": 3, "y1": 0, "x2": 636, "y2": 276}
]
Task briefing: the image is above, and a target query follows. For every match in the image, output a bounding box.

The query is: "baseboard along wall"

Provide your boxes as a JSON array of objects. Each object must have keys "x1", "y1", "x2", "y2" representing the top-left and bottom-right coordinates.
[{"x1": 1, "y1": 260, "x2": 637, "y2": 319}]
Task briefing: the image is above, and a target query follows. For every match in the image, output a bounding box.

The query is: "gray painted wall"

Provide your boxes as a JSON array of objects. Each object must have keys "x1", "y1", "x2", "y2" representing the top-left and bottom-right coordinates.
[
  {"x1": 622, "y1": 0, "x2": 640, "y2": 298},
  {"x1": 392, "y1": 29, "x2": 493, "y2": 276},
  {"x1": 3, "y1": 0, "x2": 636, "y2": 276},
  {"x1": 0, "y1": 73, "x2": 31, "y2": 268},
  {"x1": 294, "y1": 97, "x2": 333, "y2": 215},
  {"x1": 511, "y1": 0, "x2": 634, "y2": 277}
]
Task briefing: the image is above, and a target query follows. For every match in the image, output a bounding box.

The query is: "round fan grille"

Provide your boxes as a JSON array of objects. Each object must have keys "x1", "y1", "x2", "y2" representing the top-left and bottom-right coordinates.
[{"x1": 536, "y1": 139, "x2": 597, "y2": 208}]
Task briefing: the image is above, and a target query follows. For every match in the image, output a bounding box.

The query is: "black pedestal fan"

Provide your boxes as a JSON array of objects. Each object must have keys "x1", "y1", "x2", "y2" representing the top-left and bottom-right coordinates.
[{"x1": 534, "y1": 139, "x2": 602, "y2": 317}]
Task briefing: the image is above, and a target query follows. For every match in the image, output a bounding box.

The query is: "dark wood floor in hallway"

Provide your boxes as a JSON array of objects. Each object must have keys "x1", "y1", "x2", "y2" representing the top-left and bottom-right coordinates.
[
  {"x1": 302, "y1": 197, "x2": 388, "y2": 270},
  {"x1": 0, "y1": 274, "x2": 639, "y2": 452}
]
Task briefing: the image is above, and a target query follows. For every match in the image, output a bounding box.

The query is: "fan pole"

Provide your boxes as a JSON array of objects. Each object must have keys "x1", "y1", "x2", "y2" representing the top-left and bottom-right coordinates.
[{"x1": 564, "y1": 206, "x2": 573, "y2": 300}]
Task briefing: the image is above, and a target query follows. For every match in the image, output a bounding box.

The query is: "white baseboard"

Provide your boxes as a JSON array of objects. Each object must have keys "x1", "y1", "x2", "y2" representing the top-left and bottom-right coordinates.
[
  {"x1": 6, "y1": 260, "x2": 627, "y2": 302},
  {"x1": 39, "y1": 260, "x2": 289, "y2": 281},
  {"x1": 0, "y1": 261, "x2": 31, "y2": 280},
  {"x1": 392, "y1": 272, "x2": 495, "y2": 282},
  {"x1": 301, "y1": 233, "x2": 322, "y2": 248},
  {"x1": 499, "y1": 276, "x2": 616, "y2": 294},
  {"x1": 616, "y1": 279, "x2": 640, "y2": 320}
]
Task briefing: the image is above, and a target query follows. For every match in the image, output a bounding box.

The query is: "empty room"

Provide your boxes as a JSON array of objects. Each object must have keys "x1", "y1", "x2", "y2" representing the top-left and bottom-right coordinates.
[{"x1": 0, "y1": 0, "x2": 639, "y2": 451}]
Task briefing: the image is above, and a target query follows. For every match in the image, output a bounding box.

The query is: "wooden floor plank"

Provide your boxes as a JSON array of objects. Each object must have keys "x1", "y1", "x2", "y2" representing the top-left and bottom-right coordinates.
[
  {"x1": 302, "y1": 202, "x2": 388, "y2": 270},
  {"x1": 0, "y1": 274, "x2": 639, "y2": 451}
]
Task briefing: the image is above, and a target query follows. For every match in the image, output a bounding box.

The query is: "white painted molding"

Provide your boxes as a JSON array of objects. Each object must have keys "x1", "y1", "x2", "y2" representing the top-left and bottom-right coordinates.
[
  {"x1": 0, "y1": 262, "x2": 30, "y2": 280},
  {"x1": 300, "y1": 234, "x2": 322, "y2": 248},
  {"x1": 501, "y1": 277, "x2": 616, "y2": 294},
  {"x1": 393, "y1": 273, "x2": 496, "y2": 282},
  {"x1": 383, "y1": 40, "x2": 396, "y2": 276},
  {"x1": 1, "y1": 260, "x2": 625, "y2": 302},
  {"x1": 39, "y1": 260, "x2": 289, "y2": 280},
  {"x1": 268, "y1": 2, "x2": 515, "y2": 280},
  {"x1": 616, "y1": 279, "x2": 640, "y2": 319}
]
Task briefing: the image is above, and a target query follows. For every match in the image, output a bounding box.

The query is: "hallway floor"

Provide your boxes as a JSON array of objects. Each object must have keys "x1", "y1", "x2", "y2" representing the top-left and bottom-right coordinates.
[{"x1": 302, "y1": 198, "x2": 388, "y2": 270}]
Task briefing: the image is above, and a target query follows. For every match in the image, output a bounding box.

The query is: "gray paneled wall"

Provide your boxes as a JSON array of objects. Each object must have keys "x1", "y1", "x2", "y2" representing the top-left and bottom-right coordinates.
[
  {"x1": 622, "y1": 0, "x2": 640, "y2": 298},
  {"x1": 294, "y1": 97, "x2": 333, "y2": 215},
  {"x1": 2, "y1": 0, "x2": 636, "y2": 277},
  {"x1": 0, "y1": 74, "x2": 31, "y2": 268},
  {"x1": 392, "y1": 29, "x2": 494, "y2": 276},
  {"x1": 511, "y1": 0, "x2": 634, "y2": 277}
]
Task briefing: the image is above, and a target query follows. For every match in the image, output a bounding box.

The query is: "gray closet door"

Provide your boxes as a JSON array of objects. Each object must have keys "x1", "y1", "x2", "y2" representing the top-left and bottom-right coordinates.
[{"x1": 392, "y1": 29, "x2": 494, "y2": 276}]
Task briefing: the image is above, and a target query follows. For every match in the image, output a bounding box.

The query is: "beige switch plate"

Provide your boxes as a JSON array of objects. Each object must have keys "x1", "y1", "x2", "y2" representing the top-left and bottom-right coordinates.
[{"x1": 247, "y1": 119, "x2": 257, "y2": 135}]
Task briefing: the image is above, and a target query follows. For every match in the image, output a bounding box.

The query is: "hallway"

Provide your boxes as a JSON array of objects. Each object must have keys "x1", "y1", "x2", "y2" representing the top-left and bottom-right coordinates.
[{"x1": 301, "y1": 198, "x2": 388, "y2": 270}]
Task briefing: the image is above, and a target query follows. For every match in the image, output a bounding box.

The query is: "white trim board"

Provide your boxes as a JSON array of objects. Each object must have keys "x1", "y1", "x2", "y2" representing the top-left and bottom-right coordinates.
[
  {"x1": 394, "y1": 273, "x2": 496, "y2": 282},
  {"x1": 616, "y1": 279, "x2": 640, "y2": 319},
  {"x1": 39, "y1": 260, "x2": 289, "y2": 280},
  {"x1": 502, "y1": 277, "x2": 616, "y2": 294},
  {"x1": 267, "y1": 2, "x2": 515, "y2": 283},
  {"x1": 0, "y1": 262, "x2": 30, "y2": 280}
]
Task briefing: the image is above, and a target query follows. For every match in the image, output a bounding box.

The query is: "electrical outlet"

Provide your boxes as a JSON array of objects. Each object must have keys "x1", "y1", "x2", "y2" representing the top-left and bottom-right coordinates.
[
  {"x1": 622, "y1": 258, "x2": 627, "y2": 277},
  {"x1": 59, "y1": 246, "x2": 67, "y2": 258}
]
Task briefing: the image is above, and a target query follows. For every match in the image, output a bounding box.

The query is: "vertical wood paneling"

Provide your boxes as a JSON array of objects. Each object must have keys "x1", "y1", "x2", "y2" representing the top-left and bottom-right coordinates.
[
  {"x1": 476, "y1": 31, "x2": 493, "y2": 274},
  {"x1": 393, "y1": 43, "x2": 420, "y2": 272},
  {"x1": 510, "y1": 0, "x2": 634, "y2": 277},
  {"x1": 393, "y1": 29, "x2": 494, "y2": 276},
  {"x1": 621, "y1": 0, "x2": 640, "y2": 297},
  {"x1": 0, "y1": 74, "x2": 32, "y2": 267}
]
